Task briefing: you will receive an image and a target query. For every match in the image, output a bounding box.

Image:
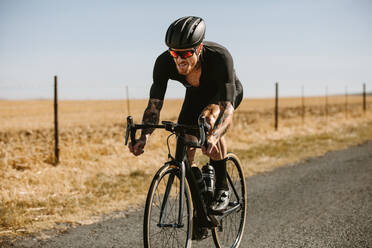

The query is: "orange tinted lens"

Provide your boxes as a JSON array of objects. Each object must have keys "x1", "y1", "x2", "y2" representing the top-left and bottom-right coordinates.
[
  {"x1": 182, "y1": 51, "x2": 193, "y2": 59},
  {"x1": 169, "y1": 50, "x2": 194, "y2": 59},
  {"x1": 169, "y1": 50, "x2": 178, "y2": 58}
]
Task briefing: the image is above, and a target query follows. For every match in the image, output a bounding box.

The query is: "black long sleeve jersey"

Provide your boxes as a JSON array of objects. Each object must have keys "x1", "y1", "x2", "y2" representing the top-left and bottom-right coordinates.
[{"x1": 149, "y1": 41, "x2": 243, "y2": 126}]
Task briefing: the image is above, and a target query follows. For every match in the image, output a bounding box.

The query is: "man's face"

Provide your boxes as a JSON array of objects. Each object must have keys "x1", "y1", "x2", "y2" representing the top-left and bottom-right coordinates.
[{"x1": 170, "y1": 44, "x2": 202, "y2": 75}]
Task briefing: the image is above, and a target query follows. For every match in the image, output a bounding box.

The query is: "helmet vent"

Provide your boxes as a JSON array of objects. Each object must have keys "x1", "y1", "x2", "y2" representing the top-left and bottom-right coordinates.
[{"x1": 179, "y1": 17, "x2": 193, "y2": 46}]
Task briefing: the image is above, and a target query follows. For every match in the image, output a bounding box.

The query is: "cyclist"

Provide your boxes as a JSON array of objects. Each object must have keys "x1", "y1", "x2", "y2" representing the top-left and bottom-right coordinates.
[{"x1": 129, "y1": 16, "x2": 243, "y2": 212}]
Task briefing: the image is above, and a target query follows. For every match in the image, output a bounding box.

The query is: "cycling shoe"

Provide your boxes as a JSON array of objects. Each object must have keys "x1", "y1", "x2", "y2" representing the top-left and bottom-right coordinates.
[{"x1": 210, "y1": 189, "x2": 230, "y2": 213}]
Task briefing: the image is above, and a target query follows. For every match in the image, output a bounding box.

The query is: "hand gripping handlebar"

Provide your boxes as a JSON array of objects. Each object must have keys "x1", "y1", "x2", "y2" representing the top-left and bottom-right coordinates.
[{"x1": 125, "y1": 116, "x2": 210, "y2": 149}]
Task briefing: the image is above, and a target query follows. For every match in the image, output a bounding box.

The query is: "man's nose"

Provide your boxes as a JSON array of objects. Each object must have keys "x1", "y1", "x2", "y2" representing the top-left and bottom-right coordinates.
[{"x1": 175, "y1": 56, "x2": 186, "y2": 63}]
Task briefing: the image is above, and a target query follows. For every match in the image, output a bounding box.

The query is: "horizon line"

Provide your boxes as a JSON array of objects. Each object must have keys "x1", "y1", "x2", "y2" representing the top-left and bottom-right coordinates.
[{"x1": 1, "y1": 92, "x2": 371, "y2": 101}]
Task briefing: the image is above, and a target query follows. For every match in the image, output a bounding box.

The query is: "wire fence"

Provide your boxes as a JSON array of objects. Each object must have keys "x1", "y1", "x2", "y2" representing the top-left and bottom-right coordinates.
[
  {"x1": 7, "y1": 76, "x2": 370, "y2": 165},
  {"x1": 234, "y1": 84, "x2": 370, "y2": 130},
  {"x1": 271, "y1": 82, "x2": 369, "y2": 131}
]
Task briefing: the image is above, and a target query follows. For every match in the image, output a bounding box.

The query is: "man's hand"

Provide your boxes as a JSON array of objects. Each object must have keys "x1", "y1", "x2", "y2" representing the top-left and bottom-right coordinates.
[
  {"x1": 202, "y1": 134, "x2": 220, "y2": 158},
  {"x1": 129, "y1": 136, "x2": 147, "y2": 156},
  {"x1": 129, "y1": 98, "x2": 163, "y2": 157}
]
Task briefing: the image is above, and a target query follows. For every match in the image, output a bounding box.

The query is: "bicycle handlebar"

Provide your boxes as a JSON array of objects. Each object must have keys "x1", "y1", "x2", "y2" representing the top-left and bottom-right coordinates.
[{"x1": 125, "y1": 116, "x2": 210, "y2": 149}]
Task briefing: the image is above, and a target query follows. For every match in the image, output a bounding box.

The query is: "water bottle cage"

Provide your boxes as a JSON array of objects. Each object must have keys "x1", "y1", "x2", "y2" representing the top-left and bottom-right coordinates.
[
  {"x1": 191, "y1": 165, "x2": 215, "y2": 205},
  {"x1": 201, "y1": 164, "x2": 215, "y2": 203}
]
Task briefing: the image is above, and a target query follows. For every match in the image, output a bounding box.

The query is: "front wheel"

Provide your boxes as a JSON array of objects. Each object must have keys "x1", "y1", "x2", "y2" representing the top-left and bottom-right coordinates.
[
  {"x1": 143, "y1": 164, "x2": 193, "y2": 248},
  {"x1": 212, "y1": 153, "x2": 247, "y2": 248}
]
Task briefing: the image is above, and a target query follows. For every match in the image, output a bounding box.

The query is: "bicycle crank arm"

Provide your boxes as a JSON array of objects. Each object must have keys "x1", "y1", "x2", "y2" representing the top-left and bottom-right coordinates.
[{"x1": 212, "y1": 202, "x2": 242, "y2": 218}]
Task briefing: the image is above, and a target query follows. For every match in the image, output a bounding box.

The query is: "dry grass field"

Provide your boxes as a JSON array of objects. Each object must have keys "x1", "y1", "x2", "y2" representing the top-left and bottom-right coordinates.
[{"x1": 1, "y1": 95, "x2": 372, "y2": 239}]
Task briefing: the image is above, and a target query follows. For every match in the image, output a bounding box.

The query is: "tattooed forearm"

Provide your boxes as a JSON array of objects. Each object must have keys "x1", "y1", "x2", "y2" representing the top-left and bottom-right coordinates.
[
  {"x1": 211, "y1": 101, "x2": 234, "y2": 139},
  {"x1": 141, "y1": 98, "x2": 163, "y2": 138}
]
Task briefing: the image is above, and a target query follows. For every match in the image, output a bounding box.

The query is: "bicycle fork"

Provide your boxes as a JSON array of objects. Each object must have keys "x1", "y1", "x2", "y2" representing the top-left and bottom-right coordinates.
[{"x1": 157, "y1": 159, "x2": 186, "y2": 228}]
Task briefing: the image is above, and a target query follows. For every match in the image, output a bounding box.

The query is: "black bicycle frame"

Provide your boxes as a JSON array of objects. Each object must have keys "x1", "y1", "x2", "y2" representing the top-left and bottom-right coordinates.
[
  {"x1": 157, "y1": 153, "x2": 242, "y2": 228},
  {"x1": 125, "y1": 116, "x2": 224, "y2": 228},
  {"x1": 158, "y1": 137, "x2": 219, "y2": 228}
]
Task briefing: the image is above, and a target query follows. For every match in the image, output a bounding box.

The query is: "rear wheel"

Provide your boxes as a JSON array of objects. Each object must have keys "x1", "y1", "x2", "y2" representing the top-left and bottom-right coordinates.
[
  {"x1": 212, "y1": 153, "x2": 247, "y2": 248},
  {"x1": 144, "y1": 164, "x2": 193, "y2": 248}
]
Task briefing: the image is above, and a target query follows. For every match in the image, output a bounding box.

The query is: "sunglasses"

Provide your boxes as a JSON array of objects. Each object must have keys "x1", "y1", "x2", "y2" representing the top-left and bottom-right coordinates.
[{"x1": 169, "y1": 48, "x2": 196, "y2": 59}]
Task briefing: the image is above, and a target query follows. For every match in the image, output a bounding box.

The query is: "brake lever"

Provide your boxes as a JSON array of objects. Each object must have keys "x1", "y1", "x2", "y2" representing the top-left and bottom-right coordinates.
[
  {"x1": 125, "y1": 116, "x2": 135, "y2": 146},
  {"x1": 199, "y1": 117, "x2": 210, "y2": 149}
]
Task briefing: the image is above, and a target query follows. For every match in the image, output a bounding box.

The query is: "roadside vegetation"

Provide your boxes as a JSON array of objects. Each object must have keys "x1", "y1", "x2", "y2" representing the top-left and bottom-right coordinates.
[{"x1": 1, "y1": 96, "x2": 371, "y2": 239}]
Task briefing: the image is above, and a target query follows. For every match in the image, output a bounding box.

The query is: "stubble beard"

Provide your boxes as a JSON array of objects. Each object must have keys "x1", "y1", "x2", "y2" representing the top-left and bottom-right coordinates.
[
  {"x1": 176, "y1": 60, "x2": 200, "y2": 75},
  {"x1": 175, "y1": 62, "x2": 192, "y2": 75}
]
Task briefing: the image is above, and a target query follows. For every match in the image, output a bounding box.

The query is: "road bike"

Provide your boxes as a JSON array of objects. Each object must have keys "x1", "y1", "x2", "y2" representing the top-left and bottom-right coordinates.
[{"x1": 125, "y1": 116, "x2": 247, "y2": 248}]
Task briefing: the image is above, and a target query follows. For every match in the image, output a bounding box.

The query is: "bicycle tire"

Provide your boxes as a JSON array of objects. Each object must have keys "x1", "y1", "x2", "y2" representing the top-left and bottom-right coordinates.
[
  {"x1": 212, "y1": 153, "x2": 247, "y2": 248},
  {"x1": 144, "y1": 164, "x2": 193, "y2": 248}
]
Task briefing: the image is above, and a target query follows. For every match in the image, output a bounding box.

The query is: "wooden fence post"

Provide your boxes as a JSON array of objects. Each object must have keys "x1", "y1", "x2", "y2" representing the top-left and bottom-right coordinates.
[
  {"x1": 54, "y1": 75, "x2": 59, "y2": 165},
  {"x1": 126, "y1": 85, "x2": 131, "y2": 116},
  {"x1": 325, "y1": 86, "x2": 328, "y2": 123},
  {"x1": 301, "y1": 85, "x2": 305, "y2": 124},
  {"x1": 275, "y1": 82, "x2": 279, "y2": 130},
  {"x1": 363, "y1": 83, "x2": 366, "y2": 113},
  {"x1": 345, "y1": 86, "x2": 348, "y2": 119}
]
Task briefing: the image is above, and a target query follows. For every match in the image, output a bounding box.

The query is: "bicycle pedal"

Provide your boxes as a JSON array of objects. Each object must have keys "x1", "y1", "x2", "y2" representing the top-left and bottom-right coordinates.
[{"x1": 208, "y1": 206, "x2": 229, "y2": 216}]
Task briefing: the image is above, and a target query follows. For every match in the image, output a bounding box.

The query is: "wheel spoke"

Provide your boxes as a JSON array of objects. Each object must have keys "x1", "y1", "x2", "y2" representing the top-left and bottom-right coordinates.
[{"x1": 212, "y1": 154, "x2": 247, "y2": 248}]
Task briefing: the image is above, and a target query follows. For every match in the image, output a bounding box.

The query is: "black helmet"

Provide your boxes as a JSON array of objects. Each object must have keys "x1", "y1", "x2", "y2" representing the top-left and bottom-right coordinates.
[{"x1": 165, "y1": 16, "x2": 206, "y2": 49}]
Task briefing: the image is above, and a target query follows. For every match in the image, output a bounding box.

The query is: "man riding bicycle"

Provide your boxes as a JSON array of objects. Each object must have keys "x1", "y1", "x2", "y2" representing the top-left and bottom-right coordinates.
[{"x1": 129, "y1": 16, "x2": 243, "y2": 212}]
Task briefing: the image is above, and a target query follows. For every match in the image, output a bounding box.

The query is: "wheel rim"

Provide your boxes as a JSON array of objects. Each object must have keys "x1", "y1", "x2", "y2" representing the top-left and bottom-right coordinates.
[{"x1": 213, "y1": 155, "x2": 246, "y2": 248}]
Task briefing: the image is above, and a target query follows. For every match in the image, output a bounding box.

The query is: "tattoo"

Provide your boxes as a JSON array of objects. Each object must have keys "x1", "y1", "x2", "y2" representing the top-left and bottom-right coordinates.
[
  {"x1": 211, "y1": 101, "x2": 234, "y2": 139},
  {"x1": 141, "y1": 98, "x2": 163, "y2": 137}
]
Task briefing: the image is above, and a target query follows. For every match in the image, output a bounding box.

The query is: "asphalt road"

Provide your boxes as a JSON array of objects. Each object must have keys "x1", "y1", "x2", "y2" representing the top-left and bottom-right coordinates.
[{"x1": 9, "y1": 141, "x2": 372, "y2": 248}]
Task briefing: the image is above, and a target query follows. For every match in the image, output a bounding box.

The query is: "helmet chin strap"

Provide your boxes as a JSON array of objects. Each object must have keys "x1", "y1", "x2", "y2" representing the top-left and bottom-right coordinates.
[{"x1": 194, "y1": 43, "x2": 203, "y2": 69}]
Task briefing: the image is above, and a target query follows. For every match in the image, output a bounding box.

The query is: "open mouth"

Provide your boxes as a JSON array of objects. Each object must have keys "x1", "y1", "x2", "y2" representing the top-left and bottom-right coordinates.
[{"x1": 177, "y1": 62, "x2": 188, "y2": 70}]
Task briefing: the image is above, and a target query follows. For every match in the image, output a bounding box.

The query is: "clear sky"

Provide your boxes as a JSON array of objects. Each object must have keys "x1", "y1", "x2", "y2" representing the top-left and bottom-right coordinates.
[{"x1": 0, "y1": 0, "x2": 371, "y2": 100}]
